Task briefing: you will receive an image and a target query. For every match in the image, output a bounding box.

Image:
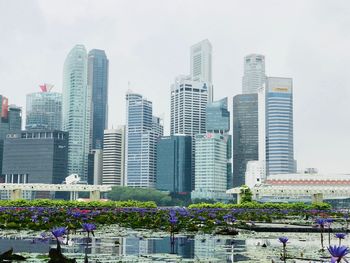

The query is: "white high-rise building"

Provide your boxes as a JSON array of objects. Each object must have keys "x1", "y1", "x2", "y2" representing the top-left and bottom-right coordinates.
[
  {"x1": 62, "y1": 45, "x2": 91, "y2": 181},
  {"x1": 191, "y1": 133, "x2": 230, "y2": 201},
  {"x1": 242, "y1": 54, "x2": 266, "y2": 94},
  {"x1": 170, "y1": 75, "x2": 208, "y2": 136},
  {"x1": 103, "y1": 127, "x2": 125, "y2": 185},
  {"x1": 190, "y1": 39, "x2": 213, "y2": 102}
]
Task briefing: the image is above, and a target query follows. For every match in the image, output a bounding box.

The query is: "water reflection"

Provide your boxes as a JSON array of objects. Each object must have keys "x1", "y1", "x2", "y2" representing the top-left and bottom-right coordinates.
[{"x1": 0, "y1": 232, "x2": 333, "y2": 262}]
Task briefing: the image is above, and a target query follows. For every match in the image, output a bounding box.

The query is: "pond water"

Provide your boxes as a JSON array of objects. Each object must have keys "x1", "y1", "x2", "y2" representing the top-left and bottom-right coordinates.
[{"x1": 0, "y1": 226, "x2": 344, "y2": 262}]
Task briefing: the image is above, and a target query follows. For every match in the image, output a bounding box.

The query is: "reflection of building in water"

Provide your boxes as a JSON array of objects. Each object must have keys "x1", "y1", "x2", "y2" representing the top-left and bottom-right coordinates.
[
  {"x1": 122, "y1": 237, "x2": 152, "y2": 256},
  {"x1": 152, "y1": 237, "x2": 194, "y2": 258},
  {"x1": 89, "y1": 238, "x2": 124, "y2": 255},
  {"x1": 194, "y1": 236, "x2": 231, "y2": 261}
]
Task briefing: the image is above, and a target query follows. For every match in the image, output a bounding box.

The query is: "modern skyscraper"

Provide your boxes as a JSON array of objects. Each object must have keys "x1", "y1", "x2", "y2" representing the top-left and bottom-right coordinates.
[
  {"x1": 156, "y1": 135, "x2": 192, "y2": 193},
  {"x1": 242, "y1": 54, "x2": 266, "y2": 94},
  {"x1": 206, "y1": 97, "x2": 232, "y2": 188},
  {"x1": 125, "y1": 92, "x2": 163, "y2": 188},
  {"x1": 26, "y1": 84, "x2": 62, "y2": 130},
  {"x1": 206, "y1": 97, "x2": 230, "y2": 133},
  {"x1": 103, "y1": 127, "x2": 125, "y2": 185},
  {"x1": 88, "y1": 49, "x2": 109, "y2": 150},
  {"x1": 0, "y1": 96, "x2": 22, "y2": 177},
  {"x1": 0, "y1": 98, "x2": 22, "y2": 137},
  {"x1": 62, "y1": 45, "x2": 91, "y2": 181},
  {"x1": 190, "y1": 39, "x2": 213, "y2": 102},
  {"x1": 2, "y1": 130, "x2": 68, "y2": 199},
  {"x1": 265, "y1": 77, "x2": 295, "y2": 175},
  {"x1": 170, "y1": 75, "x2": 208, "y2": 135},
  {"x1": 232, "y1": 94, "x2": 259, "y2": 187},
  {"x1": 7, "y1": 105, "x2": 22, "y2": 132},
  {"x1": 170, "y1": 75, "x2": 208, "y2": 189},
  {"x1": 191, "y1": 133, "x2": 228, "y2": 201}
]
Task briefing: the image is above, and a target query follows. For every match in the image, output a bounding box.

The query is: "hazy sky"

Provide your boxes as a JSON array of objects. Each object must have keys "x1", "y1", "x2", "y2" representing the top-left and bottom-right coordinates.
[{"x1": 0, "y1": 0, "x2": 349, "y2": 174}]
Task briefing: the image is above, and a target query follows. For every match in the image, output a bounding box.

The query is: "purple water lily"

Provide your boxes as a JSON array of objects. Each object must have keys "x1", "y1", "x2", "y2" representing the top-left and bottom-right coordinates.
[
  {"x1": 51, "y1": 227, "x2": 67, "y2": 238},
  {"x1": 316, "y1": 218, "x2": 327, "y2": 228},
  {"x1": 278, "y1": 237, "x2": 288, "y2": 244},
  {"x1": 336, "y1": 233, "x2": 347, "y2": 239},
  {"x1": 82, "y1": 223, "x2": 96, "y2": 236},
  {"x1": 278, "y1": 237, "x2": 288, "y2": 263},
  {"x1": 328, "y1": 245, "x2": 349, "y2": 263},
  {"x1": 336, "y1": 233, "x2": 347, "y2": 246}
]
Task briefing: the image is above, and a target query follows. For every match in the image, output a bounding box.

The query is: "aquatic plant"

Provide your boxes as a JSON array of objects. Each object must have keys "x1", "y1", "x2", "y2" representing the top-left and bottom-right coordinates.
[
  {"x1": 328, "y1": 245, "x2": 349, "y2": 263},
  {"x1": 316, "y1": 218, "x2": 326, "y2": 250},
  {"x1": 49, "y1": 226, "x2": 75, "y2": 263},
  {"x1": 335, "y1": 233, "x2": 347, "y2": 246},
  {"x1": 327, "y1": 218, "x2": 335, "y2": 246},
  {"x1": 278, "y1": 236, "x2": 288, "y2": 263},
  {"x1": 82, "y1": 223, "x2": 96, "y2": 238}
]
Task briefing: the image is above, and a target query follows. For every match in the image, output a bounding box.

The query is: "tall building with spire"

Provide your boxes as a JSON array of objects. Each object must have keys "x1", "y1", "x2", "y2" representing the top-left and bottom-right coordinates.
[
  {"x1": 26, "y1": 84, "x2": 62, "y2": 130},
  {"x1": 125, "y1": 92, "x2": 163, "y2": 188},
  {"x1": 62, "y1": 45, "x2": 91, "y2": 181},
  {"x1": 242, "y1": 54, "x2": 266, "y2": 94},
  {"x1": 88, "y1": 49, "x2": 109, "y2": 150}
]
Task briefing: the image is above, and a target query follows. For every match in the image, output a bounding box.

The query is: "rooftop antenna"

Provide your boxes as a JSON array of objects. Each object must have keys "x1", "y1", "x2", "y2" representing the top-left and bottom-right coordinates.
[{"x1": 127, "y1": 81, "x2": 133, "y2": 93}]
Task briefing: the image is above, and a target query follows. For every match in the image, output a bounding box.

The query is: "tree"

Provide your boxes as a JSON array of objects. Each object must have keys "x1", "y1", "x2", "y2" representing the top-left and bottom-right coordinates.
[{"x1": 240, "y1": 185, "x2": 253, "y2": 203}]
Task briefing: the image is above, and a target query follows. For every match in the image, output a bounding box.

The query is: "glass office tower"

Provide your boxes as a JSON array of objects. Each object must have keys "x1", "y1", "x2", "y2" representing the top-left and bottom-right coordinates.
[
  {"x1": 265, "y1": 77, "x2": 295, "y2": 174},
  {"x1": 156, "y1": 135, "x2": 192, "y2": 193},
  {"x1": 125, "y1": 92, "x2": 163, "y2": 188},
  {"x1": 62, "y1": 45, "x2": 90, "y2": 181},
  {"x1": 26, "y1": 85, "x2": 62, "y2": 130},
  {"x1": 192, "y1": 133, "x2": 228, "y2": 201},
  {"x1": 88, "y1": 49, "x2": 109, "y2": 150},
  {"x1": 206, "y1": 97, "x2": 232, "y2": 188},
  {"x1": 232, "y1": 94, "x2": 259, "y2": 187}
]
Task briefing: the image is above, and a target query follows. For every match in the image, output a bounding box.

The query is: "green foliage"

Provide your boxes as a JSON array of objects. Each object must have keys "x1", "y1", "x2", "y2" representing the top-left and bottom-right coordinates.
[
  {"x1": 310, "y1": 202, "x2": 332, "y2": 210},
  {"x1": 107, "y1": 186, "x2": 173, "y2": 206},
  {"x1": 189, "y1": 201, "x2": 332, "y2": 211},
  {"x1": 239, "y1": 185, "x2": 253, "y2": 203},
  {"x1": 0, "y1": 199, "x2": 157, "y2": 208}
]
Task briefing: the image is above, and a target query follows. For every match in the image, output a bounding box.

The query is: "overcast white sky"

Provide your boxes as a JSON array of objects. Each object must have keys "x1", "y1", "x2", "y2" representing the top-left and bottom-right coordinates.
[{"x1": 0, "y1": 0, "x2": 349, "y2": 174}]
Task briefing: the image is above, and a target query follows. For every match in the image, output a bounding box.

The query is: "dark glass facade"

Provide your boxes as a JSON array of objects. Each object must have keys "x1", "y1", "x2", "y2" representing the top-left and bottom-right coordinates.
[
  {"x1": 88, "y1": 49, "x2": 109, "y2": 150},
  {"x1": 232, "y1": 94, "x2": 258, "y2": 187},
  {"x1": 0, "y1": 96, "x2": 22, "y2": 178},
  {"x1": 2, "y1": 131, "x2": 68, "y2": 186},
  {"x1": 8, "y1": 105, "x2": 22, "y2": 131},
  {"x1": 156, "y1": 135, "x2": 192, "y2": 193},
  {"x1": 206, "y1": 97, "x2": 230, "y2": 133}
]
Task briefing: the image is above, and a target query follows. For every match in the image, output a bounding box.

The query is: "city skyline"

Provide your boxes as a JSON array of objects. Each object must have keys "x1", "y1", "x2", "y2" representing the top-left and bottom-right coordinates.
[{"x1": 0, "y1": 0, "x2": 349, "y2": 174}]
